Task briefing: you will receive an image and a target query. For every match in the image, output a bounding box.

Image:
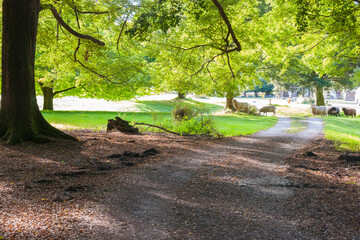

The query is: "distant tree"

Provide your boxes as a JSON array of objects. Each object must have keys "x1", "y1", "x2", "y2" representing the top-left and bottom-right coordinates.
[{"x1": 254, "y1": 78, "x2": 274, "y2": 97}]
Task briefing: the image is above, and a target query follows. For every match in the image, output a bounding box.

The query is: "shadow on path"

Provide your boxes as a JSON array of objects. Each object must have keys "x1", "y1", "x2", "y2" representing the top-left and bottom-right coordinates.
[{"x1": 104, "y1": 117, "x2": 324, "y2": 239}]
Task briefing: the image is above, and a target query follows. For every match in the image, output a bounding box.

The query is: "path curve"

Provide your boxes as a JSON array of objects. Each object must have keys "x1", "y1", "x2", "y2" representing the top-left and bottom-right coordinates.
[{"x1": 105, "y1": 117, "x2": 323, "y2": 239}]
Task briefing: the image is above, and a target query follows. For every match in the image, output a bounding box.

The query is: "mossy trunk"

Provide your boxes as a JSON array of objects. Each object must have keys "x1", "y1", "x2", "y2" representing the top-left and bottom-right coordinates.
[
  {"x1": 41, "y1": 86, "x2": 55, "y2": 110},
  {"x1": 315, "y1": 85, "x2": 325, "y2": 106},
  {"x1": 0, "y1": 0, "x2": 75, "y2": 144}
]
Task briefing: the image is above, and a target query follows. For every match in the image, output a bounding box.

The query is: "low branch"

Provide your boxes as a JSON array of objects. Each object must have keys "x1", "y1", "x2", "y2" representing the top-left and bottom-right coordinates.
[
  {"x1": 133, "y1": 122, "x2": 183, "y2": 135},
  {"x1": 54, "y1": 86, "x2": 77, "y2": 95},
  {"x1": 42, "y1": 4, "x2": 105, "y2": 46}
]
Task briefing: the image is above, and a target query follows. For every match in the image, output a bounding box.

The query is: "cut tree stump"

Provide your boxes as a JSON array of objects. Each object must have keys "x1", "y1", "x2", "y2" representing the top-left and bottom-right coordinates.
[{"x1": 107, "y1": 117, "x2": 139, "y2": 134}]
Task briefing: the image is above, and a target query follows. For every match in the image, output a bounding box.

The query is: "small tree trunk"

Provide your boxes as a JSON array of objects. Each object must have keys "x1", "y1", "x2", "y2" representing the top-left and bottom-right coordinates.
[
  {"x1": 315, "y1": 85, "x2": 325, "y2": 106},
  {"x1": 177, "y1": 92, "x2": 186, "y2": 99},
  {"x1": 41, "y1": 86, "x2": 55, "y2": 110}
]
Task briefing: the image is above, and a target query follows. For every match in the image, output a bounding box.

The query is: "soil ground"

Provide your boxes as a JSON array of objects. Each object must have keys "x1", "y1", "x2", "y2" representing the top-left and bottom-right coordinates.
[{"x1": 0, "y1": 117, "x2": 359, "y2": 239}]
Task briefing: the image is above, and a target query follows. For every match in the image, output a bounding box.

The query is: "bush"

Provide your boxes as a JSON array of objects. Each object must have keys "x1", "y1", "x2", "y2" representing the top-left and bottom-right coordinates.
[
  {"x1": 301, "y1": 99, "x2": 315, "y2": 104},
  {"x1": 172, "y1": 104, "x2": 196, "y2": 121},
  {"x1": 173, "y1": 115, "x2": 218, "y2": 135},
  {"x1": 248, "y1": 105, "x2": 258, "y2": 115}
]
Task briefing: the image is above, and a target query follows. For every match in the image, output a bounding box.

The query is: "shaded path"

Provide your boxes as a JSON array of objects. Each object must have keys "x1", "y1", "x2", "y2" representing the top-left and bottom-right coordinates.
[{"x1": 105, "y1": 117, "x2": 323, "y2": 239}]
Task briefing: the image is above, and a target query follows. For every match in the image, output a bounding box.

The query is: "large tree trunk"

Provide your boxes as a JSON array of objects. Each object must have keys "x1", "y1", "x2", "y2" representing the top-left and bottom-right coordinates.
[
  {"x1": 0, "y1": 0, "x2": 74, "y2": 144},
  {"x1": 315, "y1": 85, "x2": 325, "y2": 106}
]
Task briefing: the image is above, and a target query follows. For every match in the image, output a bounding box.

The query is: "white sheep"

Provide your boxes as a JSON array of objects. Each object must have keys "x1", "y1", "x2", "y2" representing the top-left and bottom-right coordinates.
[
  {"x1": 259, "y1": 105, "x2": 276, "y2": 116},
  {"x1": 311, "y1": 105, "x2": 327, "y2": 116},
  {"x1": 232, "y1": 99, "x2": 249, "y2": 114}
]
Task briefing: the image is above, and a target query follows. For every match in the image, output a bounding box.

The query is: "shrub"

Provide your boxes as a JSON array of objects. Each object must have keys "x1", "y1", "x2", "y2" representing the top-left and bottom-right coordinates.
[
  {"x1": 301, "y1": 99, "x2": 315, "y2": 104},
  {"x1": 248, "y1": 105, "x2": 258, "y2": 115},
  {"x1": 173, "y1": 115, "x2": 218, "y2": 135},
  {"x1": 172, "y1": 104, "x2": 196, "y2": 121}
]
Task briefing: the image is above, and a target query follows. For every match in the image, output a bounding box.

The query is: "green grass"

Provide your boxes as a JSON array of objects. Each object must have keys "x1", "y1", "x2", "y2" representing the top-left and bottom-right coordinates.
[
  {"x1": 324, "y1": 117, "x2": 360, "y2": 152},
  {"x1": 286, "y1": 117, "x2": 307, "y2": 133},
  {"x1": 41, "y1": 111, "x2": 172, "y2": 130},
  {"x1": 135, "y1": 99, "x2": 223, "y2": 113},
  {"x1": 42, "y1": 111, "x2": 277, "y2": 137},
  {"x1": 213, "y1": 114, "x2": 278, "y2": 137}
]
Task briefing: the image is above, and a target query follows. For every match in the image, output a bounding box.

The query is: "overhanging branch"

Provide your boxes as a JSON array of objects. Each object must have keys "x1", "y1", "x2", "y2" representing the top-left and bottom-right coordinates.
[
  {"x1": 211, "y1": 0, "x2": 241, "y2": 52},
  {"x1": 42, "y1": 4, "x2": 105, "y2": 46}
]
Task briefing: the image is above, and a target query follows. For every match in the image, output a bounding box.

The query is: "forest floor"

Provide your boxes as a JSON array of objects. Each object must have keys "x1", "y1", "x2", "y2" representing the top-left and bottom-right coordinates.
[{"x1": 0, "y1": 117, "x2": 359, "y2": 239}]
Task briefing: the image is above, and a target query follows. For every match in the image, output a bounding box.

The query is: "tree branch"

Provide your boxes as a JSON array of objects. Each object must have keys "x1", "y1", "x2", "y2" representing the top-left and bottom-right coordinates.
[
  {"x1": 211, "y1": 0, "x2": 241, "y2": 52},
  {"x1": 133, "y1": 122, "x2": 183, "y2": 135},
  {"x1": 54, "y1": 86, "x2": 77, "y2": 95},
  {"x1": 297, "y1": 34, "x2": 329, "y2": 54},
  {"x1": 42, "y1": 4, "x2": 105, "y2": 46},
  {"x1": 117, "y1": 16, "x2": 129, "y2": 50}
]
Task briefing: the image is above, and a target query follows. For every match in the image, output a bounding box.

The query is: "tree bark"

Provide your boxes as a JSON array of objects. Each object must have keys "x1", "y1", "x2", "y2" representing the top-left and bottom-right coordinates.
[
  {"x1": 225, "y1": 92, "x2": 236, "y2": 111},
  {"x1": 315, "y1": 85, "x2": 325, "y2": 106},
  {"x1": 0, "y1": 0, "x2": 75, "y2": 144},
  {"x1": 41, "y1": 86, "x2": 55, "y2": 111}
]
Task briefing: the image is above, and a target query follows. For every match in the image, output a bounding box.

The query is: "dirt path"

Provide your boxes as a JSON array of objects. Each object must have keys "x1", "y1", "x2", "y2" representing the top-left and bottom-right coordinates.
[{"x1": 104, "y1": 117, "x2": 325, "y2": 239}]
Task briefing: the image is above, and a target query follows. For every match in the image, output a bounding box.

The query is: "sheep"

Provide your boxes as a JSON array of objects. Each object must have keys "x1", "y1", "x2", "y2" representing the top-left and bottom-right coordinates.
[
  {"x1": 311, "y1": 105, "x2": 327, "y2": 116},
  {"x1": 232, "y1": 99, "x2": 249, "y2": 114},
  {"x1": 259, "y1": 105, "x2": 276, "y2": 116},
  {"x1": 342, "y1": 107, "x2": 356, "y2": 117},
  {"x1": 327, "y1": 107, "x2": 340, "y2": 117}
]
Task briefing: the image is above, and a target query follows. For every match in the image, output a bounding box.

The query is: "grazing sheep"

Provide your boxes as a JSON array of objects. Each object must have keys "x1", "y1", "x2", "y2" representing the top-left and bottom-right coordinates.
[
  {"x1": 327, "y1": 107, "x2": 340, "y2": 117},
  {"x1": 311, "y1": 105, "x2": 327, "y2": 116},
  {"x1": 232, "y1": 99, "x2": 249, "y2": 114},
  {"x1": 259, "y1": 105, "x2": 276, "y2": 116},
  {"x1": 342, "y1": 107, "x2": 356, "y2": 117}
]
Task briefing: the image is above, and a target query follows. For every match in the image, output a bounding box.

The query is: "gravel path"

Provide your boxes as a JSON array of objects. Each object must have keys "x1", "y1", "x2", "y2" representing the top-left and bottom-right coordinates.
[{"x1": 105, "y1": 117, "x2": 324, "y2": 239}]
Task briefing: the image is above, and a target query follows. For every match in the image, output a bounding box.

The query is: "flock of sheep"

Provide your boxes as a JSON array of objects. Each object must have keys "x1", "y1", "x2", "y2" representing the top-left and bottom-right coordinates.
[
  {"x1": 311, "y1": 105, "x2": 357, "y2": 117},
  {"x1": 232, "y1": 99, "x2": 276, "y2": 116},
  {"x1": 232, "y1": 99, "x2": 358, "y2": 117}
]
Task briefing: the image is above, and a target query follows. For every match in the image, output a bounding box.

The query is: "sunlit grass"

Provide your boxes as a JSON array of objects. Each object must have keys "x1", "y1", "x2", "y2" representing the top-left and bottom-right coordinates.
[
  {"x1": 324, "y1": 117, "x2": 360, "y2": 152},
  {"x1": 213, "y1": 114, "x2": 278, "y2": 136},
  {"x1": 135, "y1": 99, "x2": 223, "y2": 113},
  {"x1": 42, "y1": 111, "x2": 278, "y2": 137}
]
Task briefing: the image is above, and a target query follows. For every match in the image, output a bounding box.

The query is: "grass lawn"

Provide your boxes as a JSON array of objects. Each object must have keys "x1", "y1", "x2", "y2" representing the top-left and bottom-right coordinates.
[
  {"x1": 213, "y1": 114, "x2": 277, "y2": 136},
  {"x1": 41, "y1": 99, "x2": 278, "y2": 137},
  {"x1": 324, "y1": 117, "x2": 360, "y2": 152}
]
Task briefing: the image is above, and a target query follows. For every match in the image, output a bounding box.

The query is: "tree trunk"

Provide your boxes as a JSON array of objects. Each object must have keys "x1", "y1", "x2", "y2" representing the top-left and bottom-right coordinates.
[
  {"x1": 315, "y1": 85, "x2": 325, "y2": 106},
  {"x1": 225, "y1": 92, "x2": 236, "y2": 111},
  {"x1": 41, "y1": 86, "x2": 55, "y2": 111},
  {"x1": 0, "y1": 0, "x2": 74, "y2": 144},
  {"x1": 177, "y1": 92, "x2": 186, "y2": 99}
]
